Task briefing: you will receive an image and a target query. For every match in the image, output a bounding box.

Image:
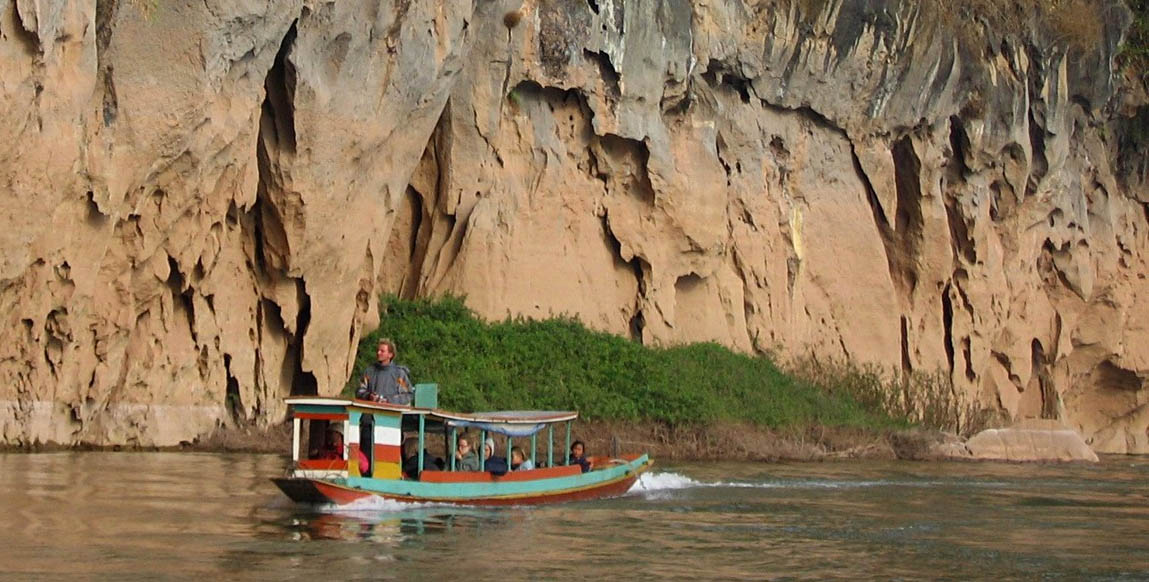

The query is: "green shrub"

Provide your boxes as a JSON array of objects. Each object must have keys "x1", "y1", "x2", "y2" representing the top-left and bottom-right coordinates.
[{"x1": 346, "y1": 295, "x2": 897, "y2": 430}]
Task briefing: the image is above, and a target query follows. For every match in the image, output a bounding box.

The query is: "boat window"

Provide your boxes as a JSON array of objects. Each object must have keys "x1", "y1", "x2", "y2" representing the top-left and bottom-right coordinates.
[
  {"x1": 300, "y1": 420, "x2": 341, "y2": 460},
  {"x1": 359, "y1": 415, "x2": 374, "y2": 477}
]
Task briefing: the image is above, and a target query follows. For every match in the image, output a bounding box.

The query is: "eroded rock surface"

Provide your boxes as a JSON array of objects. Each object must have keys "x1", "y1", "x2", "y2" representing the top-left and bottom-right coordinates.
[
  {"x1": 0, "y1": 0, "x2": 476, "y2": 445},
  {"x1": 2, "y1": 0, "x2": 1147, "y2": 451},
  {"x1": 386, "y1": 0, "x2": 1149, "y2": 453}
]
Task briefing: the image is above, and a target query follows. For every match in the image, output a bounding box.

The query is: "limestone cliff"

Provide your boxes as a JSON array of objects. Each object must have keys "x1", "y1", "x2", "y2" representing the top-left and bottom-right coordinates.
[{"x1": 2, "y1": 0, "x2": 1146, "y2": 452}]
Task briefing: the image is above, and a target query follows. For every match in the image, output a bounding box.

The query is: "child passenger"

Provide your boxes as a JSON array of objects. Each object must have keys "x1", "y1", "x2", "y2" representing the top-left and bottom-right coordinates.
[
  {"x1": 568, "y1": 440, "x2": 591, "y2": 473},
  {"x1": 511, "y1": 446, "x2": 533, "y2": 471}
]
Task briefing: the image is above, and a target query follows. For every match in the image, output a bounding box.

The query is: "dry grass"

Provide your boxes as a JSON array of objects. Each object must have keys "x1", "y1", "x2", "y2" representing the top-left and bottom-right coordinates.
[
  {"x1": 2, "y1": 419, "x2": 963, "y2": 462},
  {"x1": 1119, "y1": 0, "x2": 1149, "y2": 83},
  {"x1": 125, "y1": 0, "x2": 159, "y2": 18},
  {"x1": 917, "y1": 0, "x2": 1104, "y2": 51},
  {"x1": 778, "y1": 0, "x2": 1138, "y2": 81},
  {"x1": 784, "y1": 356, "x2": 1003, "y2": 438},
  {"x1": 0, "y1": 420, "x2": 294, "y2": 453},
  {"x1": 1047, "y1": 0, "x2": 1106, "y2": 49},
  {"x1": 181, "y1": 421, "x2": 293, "y2": 453},
  {"x1": 573, "y1": 419, "x2": 898, "y2": 462},
  {"x1": 185, "y1": 417, "x2": 910, "y2": 461}
]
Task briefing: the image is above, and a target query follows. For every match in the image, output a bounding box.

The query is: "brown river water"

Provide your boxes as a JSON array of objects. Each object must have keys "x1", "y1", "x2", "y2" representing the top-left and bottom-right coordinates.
[{"x1": 1, "y1": 452, "x2": 1146, "y2": 580}]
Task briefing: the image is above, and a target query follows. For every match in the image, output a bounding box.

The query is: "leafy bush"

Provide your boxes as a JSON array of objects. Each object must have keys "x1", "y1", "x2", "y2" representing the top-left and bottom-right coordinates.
[{"x1": 345, "y1": 295, "x2": 897, "y2": 430}]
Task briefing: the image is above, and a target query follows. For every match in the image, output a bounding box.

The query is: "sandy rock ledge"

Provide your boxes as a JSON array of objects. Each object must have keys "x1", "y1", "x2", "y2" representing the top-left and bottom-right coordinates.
[
  {"x1": 889, "y1": 420, "x2": 1100, "y2": 462},
  {"x1": 963, "y1": 420, "x2": 1100, "y2": 463}
]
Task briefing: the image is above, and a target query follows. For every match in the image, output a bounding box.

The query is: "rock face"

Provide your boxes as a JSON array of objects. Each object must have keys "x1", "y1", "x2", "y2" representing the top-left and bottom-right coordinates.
[
  {"x1": 0, "y1": 0, "x2": 475, "y2": 445},
  {"x1": 1, "y1": 0, "x2": 1147, "y2": 452}
]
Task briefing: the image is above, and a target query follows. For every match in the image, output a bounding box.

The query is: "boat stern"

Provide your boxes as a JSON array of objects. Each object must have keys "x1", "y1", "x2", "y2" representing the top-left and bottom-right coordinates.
[{"x1": 272, "y1": 478, "x2": 329, "y2": 503}]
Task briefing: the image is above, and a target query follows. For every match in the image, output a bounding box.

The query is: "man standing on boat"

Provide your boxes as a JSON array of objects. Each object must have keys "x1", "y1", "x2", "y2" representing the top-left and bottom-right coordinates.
[{"x1": 356, "y1": 338, "x2": 413, "y2": 405}]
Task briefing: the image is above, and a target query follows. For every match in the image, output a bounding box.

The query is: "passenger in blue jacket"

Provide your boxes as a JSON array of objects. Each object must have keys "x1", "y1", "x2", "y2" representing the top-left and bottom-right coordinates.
[
  {"x1": 482, "y1": 438, "x2": 509, "y2": 475},
  {"x1": 401, "y1": 437, "x2": 443, "y2": 479},
  {"x1": 568, "y1": 440, "x2": 591, "y2": 473}
]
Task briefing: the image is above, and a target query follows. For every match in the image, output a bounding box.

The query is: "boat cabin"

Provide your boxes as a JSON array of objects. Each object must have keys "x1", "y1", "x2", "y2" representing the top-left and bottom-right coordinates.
[{"x1": 285, "y1": 384, "x2": 586, "y2": 481}]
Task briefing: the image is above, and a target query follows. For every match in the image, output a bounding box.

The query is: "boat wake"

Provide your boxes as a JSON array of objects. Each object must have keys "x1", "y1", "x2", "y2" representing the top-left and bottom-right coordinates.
[
  {"x1": 630, "y1": 471, "x2": 705, "y2": 492},
  {"x1": 307, "y1": 473, "x2": 952, "y2": 511},
  {"x1": 324, "y1": 496, "x2": 452, "y2": 514},
  {"x1": 628, "y1": 470, "x2": 807, "y2": 493},
  {"x1": 629, "y1": 471, "x2": 953, "y2": 495}
]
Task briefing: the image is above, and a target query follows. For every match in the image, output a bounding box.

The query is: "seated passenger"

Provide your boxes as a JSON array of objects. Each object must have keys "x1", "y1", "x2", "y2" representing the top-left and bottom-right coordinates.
[
  {"x1": 455, "y1": 434, "x2": 481, "y2": 471},
  {"x1": 483, "y1": 437, "x2": 509, "y2": 475},
  {"x1": 401, "y1": 437, "x2": 442, "y2": 479},
  {"x1": 320, "y1": 424, "x2": 369, "y2": 474},
  {"x1": 568, "y1": 440, "x2": 591, "y2": 473},
  {"x1": 511, "y1": 446, "x2": 533, "y2": 471},
  {"x1": 316, "y1": 424, "x2": 343, "y2": 459}
]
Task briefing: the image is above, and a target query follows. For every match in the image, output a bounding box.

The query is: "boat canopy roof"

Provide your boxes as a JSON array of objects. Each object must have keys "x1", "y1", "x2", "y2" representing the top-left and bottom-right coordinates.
[
  {"x1": 434, "y1": 410, "x2": 578, "y2": 437},
  {"x1": 285, "y1": 397, "x2": 578, "y2": 437}
]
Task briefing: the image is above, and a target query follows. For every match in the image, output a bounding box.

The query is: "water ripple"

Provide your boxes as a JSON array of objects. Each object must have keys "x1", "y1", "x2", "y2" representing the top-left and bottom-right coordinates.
[{"x1": 1, "y1": 453, "x2": 1147, "y2": 580}]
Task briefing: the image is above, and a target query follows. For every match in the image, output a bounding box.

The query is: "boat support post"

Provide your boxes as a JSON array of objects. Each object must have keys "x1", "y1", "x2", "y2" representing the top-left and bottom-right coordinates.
[
  {"x1": 548, "y1": 425, "x2": 554, "y2": 468},
  {"x1": 291, "y1": 417, "x2": 300, "y2": 462},
  {"x1": 530, "y1": 433, "x2": 537, "y2": 467},
  {"x1": 565, "y1": 421, "x2": 572, "y2": 466},
  {"x1": 339, "y1": 419, "x2": 348, "y2": 461},
  {"x1": 417, "y1": 414, "x2": 425, "y2": 474},
  {"x1": 449, "y1": 427, "x2": 457, "y2": 471},
  {"x1": 480, "y1": 429, "x2": 487, "y2": 471}
]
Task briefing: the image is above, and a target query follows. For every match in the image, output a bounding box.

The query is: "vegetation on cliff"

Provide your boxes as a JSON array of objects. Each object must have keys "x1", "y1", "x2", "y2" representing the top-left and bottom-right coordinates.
[
  {"x1": 1120, "y1": 0, "x2": 1149, "y2": 86},
  {"x1": 345, "y1": 296, "x2": 900, "y2": 430}
]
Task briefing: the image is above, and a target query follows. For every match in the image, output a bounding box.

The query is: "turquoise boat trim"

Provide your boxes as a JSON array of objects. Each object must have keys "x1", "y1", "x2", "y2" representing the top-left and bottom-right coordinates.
[
  {"x1": 413, "y1": 383, "x2": 438, "y2": 408},
  {"x1": 294, "y1": 405, "x2": 346, "y2": 415},
  {"x1": 337, "y1": 455, "x2": 650, "y2": 500},
  {"x1": 373, "y1": 413, "x2": 402, "y2": 430}
]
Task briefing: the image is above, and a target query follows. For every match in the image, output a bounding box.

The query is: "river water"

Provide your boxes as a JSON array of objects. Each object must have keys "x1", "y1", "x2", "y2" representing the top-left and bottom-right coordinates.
[{"x1": 1, "y1": 452, "x2": 1146, "y2": 580}]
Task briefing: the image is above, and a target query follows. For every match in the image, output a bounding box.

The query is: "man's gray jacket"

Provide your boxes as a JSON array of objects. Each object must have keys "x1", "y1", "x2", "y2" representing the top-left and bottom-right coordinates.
[{"x1": 357, "y1": 362, "x2": 413, "y2": 405}]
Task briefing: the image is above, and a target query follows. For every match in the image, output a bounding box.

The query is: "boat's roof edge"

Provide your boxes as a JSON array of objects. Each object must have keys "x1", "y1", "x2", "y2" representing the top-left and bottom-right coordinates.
[{"x1": 284, "y1": 397, "x2": 579, "y2": 423}]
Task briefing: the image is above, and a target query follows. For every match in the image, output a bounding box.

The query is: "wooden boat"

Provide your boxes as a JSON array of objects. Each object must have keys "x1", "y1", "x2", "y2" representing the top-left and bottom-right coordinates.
[{"x1": 272, "y1": 384, "x2": 653, "y2": 506}]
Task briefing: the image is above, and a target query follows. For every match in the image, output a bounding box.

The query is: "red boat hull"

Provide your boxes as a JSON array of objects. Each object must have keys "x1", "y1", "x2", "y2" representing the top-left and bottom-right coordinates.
[{"x1": 272, "y1": 462, "x2": 650, "y2": 506}]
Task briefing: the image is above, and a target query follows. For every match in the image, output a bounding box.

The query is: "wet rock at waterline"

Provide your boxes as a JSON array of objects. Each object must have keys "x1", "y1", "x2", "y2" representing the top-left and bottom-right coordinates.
[
  {"x1": 965, "y1": 420, "x2": 1101, "y2": 463},
  {"x1": 892, "y1": 421, "x2": 1099, "y2": 463}
]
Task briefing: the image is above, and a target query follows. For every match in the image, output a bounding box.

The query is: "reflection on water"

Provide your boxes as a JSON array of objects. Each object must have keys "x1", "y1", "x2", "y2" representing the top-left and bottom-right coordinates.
[
  {"x1": 282, "y1": 505, "x2": 510, "y2": 542},
  {"x1": 1, "y1": 452, "x2": 1147, "y2": 580}
]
